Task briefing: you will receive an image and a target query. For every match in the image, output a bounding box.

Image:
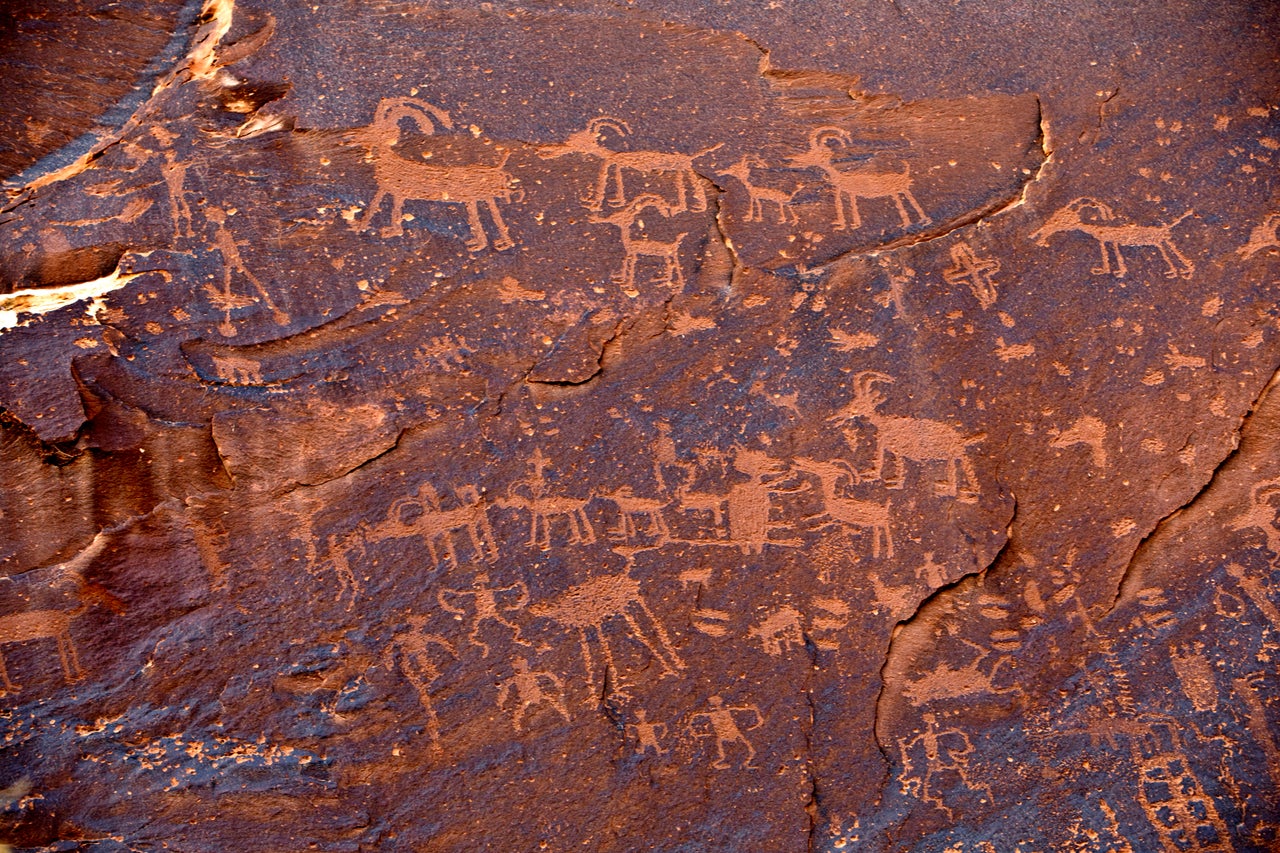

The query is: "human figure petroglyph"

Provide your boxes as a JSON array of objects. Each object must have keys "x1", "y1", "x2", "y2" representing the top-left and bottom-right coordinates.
[
  {"x1": 1228, "y1": 479, "x2": 1280, "y2": 559},
  {"x1": 687, "y1": 696, "x2": 763, "y2": 770},
  {"x1": 0, "y1": 536, "x2": 125, "y2": 693},
  {"x1": 321, "y1": 532, "x2": 362, "y2": 607},
  {"x1": 716, "y1": 155, "x2": 800, "y2": 224},
  {"x1": 495, "y1": 449, "x2": 595, "y2": 551},
  {"x1": 626, "y1": 708, "x2": 669, "y2": 757},
  {"x1": 1238, "y1": 213, "x2": 1280, "y2": 259},
  {"x1": 538, "y1": 116, "x2": 719, "y2": 212},
  {"x1": 900, "y1": 640, "x2": 1018, "y2": 707},
  {"x1": 150, "y1": 126, "x2": 194, "y2": 239},
  {"x1": 793, "y1": 456, "x2": 894, "y2": 558},
  {"x1": 529, "y1": 564, "x2": 684, "y2": 703},
  {"x1": 589, "y1": 193, "x2": 688, "y2": 295},
  {"x1": 497, "y1": 657, "x2": 571, "y2": 732},
  {"x1": 384, "y1": 619, "x2": 456, "y2": 752},
  {"x1": 1031, "y1": 197, "x2": 1194, "y2": 279},
  {"x1": 205, "y1": 205, "x2": 291, "y2": 336},
  {"x1": 361, "y1": 482, "x2": 498, "y2": 569},
  {"x1": 352, "y1": 97, "x2": 522, "y2": 250},
  {"x1": 1049, "y1": 415, "x2": 1108, "y2": 469},
  {"x1": 788, "y1": 126, "x2": 930, "y2": 231},
  {"x1": 438, "y1": 572, "x2": 533, "y2": 658},
  {"x1": 601, "y1": 486, "x2": 671, "y2": 544},
  {"x1": 832, "y1": 371, "x2": 982, "y2": 501},
  {"x1": 942, "y1": 242, "x2": 1000, "y2": 309},
  {"x1": 897, "y1": 712, "x2": 992, "y2": 819}
]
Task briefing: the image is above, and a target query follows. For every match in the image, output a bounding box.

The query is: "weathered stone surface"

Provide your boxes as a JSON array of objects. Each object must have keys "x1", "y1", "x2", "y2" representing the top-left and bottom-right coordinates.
[{"x1": 1, "y1": 1, "x2": 1278, "y2": 850}]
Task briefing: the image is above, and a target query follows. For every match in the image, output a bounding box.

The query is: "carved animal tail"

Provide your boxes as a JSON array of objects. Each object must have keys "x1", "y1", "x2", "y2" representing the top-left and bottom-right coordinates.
[
  {"x1": 1168, "y1": 209, "x2": 1194, "y2": 228},
  {"x1": 694, "y1": 142, "x2": 725, "y2": 160}
]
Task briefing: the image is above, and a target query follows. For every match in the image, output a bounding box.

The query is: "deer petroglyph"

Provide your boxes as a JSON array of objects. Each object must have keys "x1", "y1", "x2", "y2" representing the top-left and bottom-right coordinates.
[{"x1": 716, "y1": 155, "x2": 800, "y2": 224}]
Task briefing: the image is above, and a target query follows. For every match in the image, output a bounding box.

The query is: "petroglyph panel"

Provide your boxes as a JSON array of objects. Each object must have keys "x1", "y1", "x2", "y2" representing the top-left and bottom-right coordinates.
[{"x1": 1, "y1": 1, "x2": 1278, "y2": 851}]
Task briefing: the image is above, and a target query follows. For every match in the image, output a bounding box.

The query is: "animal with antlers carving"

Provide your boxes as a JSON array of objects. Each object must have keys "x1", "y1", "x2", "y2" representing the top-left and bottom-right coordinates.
[
  {"x1": 352, "y1": 97, "x2": 523, "y2": 251},
  {"x1": 788, "y1": 126, "x2": 930, "y2": 231},
  {"x1": 589, "y1": 193, "x2": 688, "y2": 294},
  {"x1": 1031, "y1": 197, "x2": 1194, "y2": 279},
  {"x1": 539, "y1": 116, "x2": 720, "y2": 212},
  {"x1": 833, "y1": 371, "x2": 982, "y2": 501},
  {"x1": 793, "y1": 456, "x2": 894, "y2": 558},
  {"x1": 716, "y1": 155, "x2": 800, "y2": 224}
]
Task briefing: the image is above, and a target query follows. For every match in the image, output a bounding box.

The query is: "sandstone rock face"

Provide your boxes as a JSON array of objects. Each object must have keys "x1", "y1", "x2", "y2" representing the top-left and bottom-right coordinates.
[{"x1": 1, "y1": 2, "x2": 1277, "y2": 850}]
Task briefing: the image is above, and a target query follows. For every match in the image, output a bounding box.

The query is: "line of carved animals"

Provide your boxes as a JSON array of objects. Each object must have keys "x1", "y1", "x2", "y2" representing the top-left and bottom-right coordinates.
[
  {"x1": 1031, "y1": 197, "x2": 1194, "y2": 279},
  {"x1": 351, "y1": 97, "x2": 523, "y2": 251}
]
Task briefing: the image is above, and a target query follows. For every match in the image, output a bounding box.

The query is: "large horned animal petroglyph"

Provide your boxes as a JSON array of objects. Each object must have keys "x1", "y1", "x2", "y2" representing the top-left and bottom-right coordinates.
[
  {"x1": 353, "y1": 97, "x2": 522, "y2": 250},
  {"x1": 788, "y1": 126, "x2": 930, "y2": 231}
]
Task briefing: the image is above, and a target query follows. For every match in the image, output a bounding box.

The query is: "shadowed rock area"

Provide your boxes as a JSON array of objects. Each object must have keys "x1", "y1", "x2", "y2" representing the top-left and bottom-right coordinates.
[{"x1": 0, "y1": 1, "x2": 1278, "y2": 850}]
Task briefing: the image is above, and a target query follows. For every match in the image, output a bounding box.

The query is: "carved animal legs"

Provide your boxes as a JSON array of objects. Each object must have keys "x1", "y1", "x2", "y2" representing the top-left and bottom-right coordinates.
[
  {"x1": 0, "y1": 653, "x2": 18, "y2": 692},
  {"x1": 483, "y1": 199, "x2": 515, "y2": 251},
  {"x1": 895, "y1": 191, "x2": 931, "y2": 226}
]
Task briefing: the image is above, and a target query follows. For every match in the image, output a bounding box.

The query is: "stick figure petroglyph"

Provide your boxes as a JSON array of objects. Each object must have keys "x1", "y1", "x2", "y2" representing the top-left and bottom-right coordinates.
[
  {"x1": 589, "y1": 193, "x2": 688, "y2": 296},
  {"x1": 495, "y1": 449, "x2": 596, "y2": 551},
  {"x1": 626, "y1": 708, "x2": 669, "y2": 756},
  {"x1": 788, "y1": 126, "x2": 930, "y2": 231},
  {"x1": 716, "y1": 155, "x2": 800, "y2": 224},
  {"x1": 529, "y1": 563, "x2": 684, "y2": 704},
  {"x1": 438, "y1": 572, "x2": 533, "y2": 658},
  {"x1": 832, "y1": 371, "x2": 982, "y2": 501},
  {"x1": 687, "y1": 696, "x2": 764, "y2": 770},
  {"x1": 352, "y1": 97, "x2": 522, "y2": 251},
  {"x1": 897, "y1": 712, "x2": 992, "y2": 819},
  {"x1": 497, "y1": 657, "x2": 571, "y2": 732},
  {"x1": 539, "y1": 116, "x2": 719, "y2": 212},
  {"x1": 150, "y1": 126, "x2": 194, "y2": 239},
  {"x1": 205, "y1": 205, "x2": 291, "y2": 336},
  {"x1": 942, "y1": 242, "x2": 1000, "y2": 309},
  {"x1": 1031, "y1": 197, "x2": 1194, "y2": 279},
  {"x1": 384, "y1": 619, "x2": 456, "y2": 752}
]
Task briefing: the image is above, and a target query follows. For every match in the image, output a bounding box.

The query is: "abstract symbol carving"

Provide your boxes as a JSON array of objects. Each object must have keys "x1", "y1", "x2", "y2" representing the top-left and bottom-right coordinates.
[
  {"x1": 1031, "y1": 197, "x2": 1194, "y2": 279},
  {"x1": 352, "y1": 97, "x2": 522, "y2": 251},
  {"x1": 942, "y1": 242, "x2": 1000, "y2": 309},
  {"x1": 438, "y1": 572, "x2": 533, "y2": 658}
]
